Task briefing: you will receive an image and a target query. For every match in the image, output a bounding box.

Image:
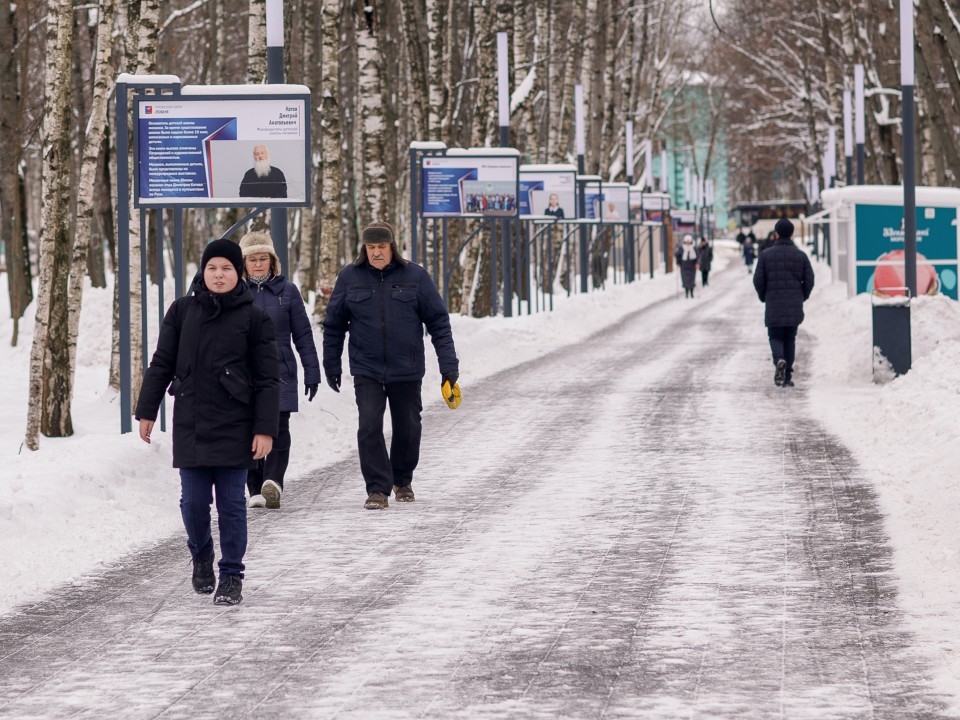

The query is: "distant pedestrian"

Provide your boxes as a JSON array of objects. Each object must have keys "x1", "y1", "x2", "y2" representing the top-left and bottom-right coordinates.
[
  {"x1": 136, "y1": 239, "x2": 280, "y2": 606},
  {"x1": 675, "y1": 234, "x2": 699, "y2": 298},
  {"x1": 753, "y1": 217, "x2": 815, "y2": 387},
  {"x1": 698, "y1": 237, "x2": 713, "y2": 286},
  {"x1": 322, "y1": 221, "x2": 461, "y2": 510},
  {"x1": 743, "y1": 236, "x2": 756, "y2": 273},
  {"x1": 240, "y1": 230, "x2": 321, "y2": 511}
]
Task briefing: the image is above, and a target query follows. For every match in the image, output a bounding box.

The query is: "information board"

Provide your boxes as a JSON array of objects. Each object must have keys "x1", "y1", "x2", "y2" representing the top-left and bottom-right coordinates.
[
  {"x1": 134, "y1": 94, "x2": 310, "y2": 207},
  {"x1": 519, "y1": 167, "x2": 577, "y2": 218},
  {"x1": 421, "y1": 155, "x2": 519, "y2": 217},
  {"x1": 854, "y1": 204, "x2": 959, "y2": 299}
]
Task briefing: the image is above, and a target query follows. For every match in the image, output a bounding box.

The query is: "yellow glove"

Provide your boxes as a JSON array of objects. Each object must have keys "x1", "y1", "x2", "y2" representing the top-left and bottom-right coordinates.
[{"x1": 441, "y1": 379, "x2": 462, "y2": 409}]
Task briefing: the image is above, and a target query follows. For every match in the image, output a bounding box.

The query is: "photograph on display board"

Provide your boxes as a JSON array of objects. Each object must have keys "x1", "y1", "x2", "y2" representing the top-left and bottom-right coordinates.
[
  {"x1": 136, "y1": 96, "x2": 309, "y2": 206},
  {"x1": 601, "y1": 188, "x2": 630, "y2": 222},
  {"x1": 462, "y1": 180, "x2": 518, "y2": 216},
  {"x1": 421, "y1": 155, "x2": 519, "y2": 216},
  {"x1": 519, "y1": 172, "x2": 577, "y2": 218}
]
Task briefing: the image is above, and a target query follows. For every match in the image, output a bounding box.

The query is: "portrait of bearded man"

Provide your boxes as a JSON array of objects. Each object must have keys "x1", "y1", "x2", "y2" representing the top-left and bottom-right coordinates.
[{"x1": 239, "y1": 144, "x2": 288, "y2": 198}]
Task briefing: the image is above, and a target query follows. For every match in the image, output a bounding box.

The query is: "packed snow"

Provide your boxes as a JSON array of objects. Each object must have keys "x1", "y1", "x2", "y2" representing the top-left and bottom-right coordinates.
[{"x1": 1, "y1": 241, "x2": 959, "y2": 704}]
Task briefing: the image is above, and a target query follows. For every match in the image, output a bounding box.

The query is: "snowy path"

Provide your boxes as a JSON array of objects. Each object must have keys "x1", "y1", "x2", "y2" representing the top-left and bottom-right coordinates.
[{"x1": 0, "y1": 266, "x2": 952, "y2": 719}]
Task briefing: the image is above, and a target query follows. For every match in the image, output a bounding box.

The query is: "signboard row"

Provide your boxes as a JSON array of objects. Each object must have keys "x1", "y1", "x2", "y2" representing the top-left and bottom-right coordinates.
[{"x1": 420, "y1": 156, "x2": 670, "y2": 222}]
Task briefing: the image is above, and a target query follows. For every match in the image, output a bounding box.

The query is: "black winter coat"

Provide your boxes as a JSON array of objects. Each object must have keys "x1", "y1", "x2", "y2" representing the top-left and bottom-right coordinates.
[
  {"x1": 248, "y1": 275, "x2": 321, "y2": 413},
  {"x1": 322, "y1": 259, "x2": 459, "y2": 383},
  {"x1": 136, "y1": 275, "x2": 280, "y2": 469},
  {"x1": 753, "y1": 238, "x2": 815, "y2": 327},
  {"x1": 675, "y1": 245, "x2": 698, "y2": 289},
  {"x1": 698, "y1": 244, "x2": 713, "y2": 272}
]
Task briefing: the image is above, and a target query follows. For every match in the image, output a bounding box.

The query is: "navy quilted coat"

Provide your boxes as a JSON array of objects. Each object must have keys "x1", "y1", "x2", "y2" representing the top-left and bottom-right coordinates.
[
  {"x1": 322, "y1": 259, "x2": 459, "y2": 383},
  {"x1": 247, "y1": 275, "x2": 321, "y2": 412},
  {"x1": 753, "y1": 238, "x2": 815, "y2": 327}
]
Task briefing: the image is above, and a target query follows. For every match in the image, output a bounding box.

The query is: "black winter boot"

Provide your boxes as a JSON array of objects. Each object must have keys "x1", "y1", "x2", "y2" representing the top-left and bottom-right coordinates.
[
  {"x1": 774, "y1": 359, "x2": 786, "y2": 387},
  {"x1": 214, "y1": 575, "x2": 243, "y2": 605},
  {"x1": 192, "y1": 555, "x2": 215, "y2": 594}
]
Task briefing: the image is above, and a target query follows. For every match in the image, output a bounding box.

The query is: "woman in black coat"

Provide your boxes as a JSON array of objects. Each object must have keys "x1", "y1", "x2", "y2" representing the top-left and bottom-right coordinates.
[
  {"x1": 697, "y1": 237, "x2": 713, "y2": 286},
  {"x1": 239, "y1": 231, "x2": 321, "y2": 510},
  {"x1": 136, "y1": 239, "x2": 280, "y2": 606},
  {"x1": 675, "y1": 234, "x2": 699, "y2": 298}
]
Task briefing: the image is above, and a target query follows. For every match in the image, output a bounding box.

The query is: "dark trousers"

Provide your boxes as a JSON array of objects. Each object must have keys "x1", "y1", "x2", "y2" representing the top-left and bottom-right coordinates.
[
  {"x1": 179, "y1": 467, "x2": 248, "y2": 578},
  {"x1": 767, "y1": 325, "x2": 798, "y2": 377},
  {"x1": 247, "y1": 410, "x2": 291, "y2": 496},
  {"x1": 354, "y1": 376, "x2": 423, "y2": 496},
  {"x1": 701, "y1": 270, "x2": 710, "y2": 286}
]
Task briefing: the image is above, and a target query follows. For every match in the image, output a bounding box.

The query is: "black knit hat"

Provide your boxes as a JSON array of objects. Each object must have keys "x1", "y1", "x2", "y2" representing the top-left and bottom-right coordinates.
[
  {"x1": 201, "y1": 238, "x2": 244, "y2": 276},
  {"x1": 775, "y1": 217, "x2": 795, "y2": 238}
]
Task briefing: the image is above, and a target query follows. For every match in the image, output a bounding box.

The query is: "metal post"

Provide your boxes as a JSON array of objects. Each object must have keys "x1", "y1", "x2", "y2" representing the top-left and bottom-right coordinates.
[
  {"x1": 266, "y1": 0, "x2": 289, "y2": 274},
  {"x1": 843, "y1": 89, "x2": 854, "y2": 185},
  {"x1": 157, "y1": 209, "x2": 166, "y2": 431},
  {"x1": 410, "y1": 147, "x2": 419, "y2": 263},
  {"x1": 497, "y1": 32, "x2": 510, "y2": 148},
  {"x1": 575, "y1": 85, "x2": 588, "y2": 293},
  {"x1": 855, "y1": 64, "x2": 866, "y2": 185},
  {"x1": 901, "y1": 0, "x2": 917, "y2": 299},
  {"x1": 173, "y1": 207, "x2": 184, "y2": 297},
  {"x1": 140, "y1": 211, "x2": 148, "y2": 379},
  {"x1": 490, "y1": 220, "x2": 499, "y2": 315},
  {"x1": 116, "y1": 81, "x2": 132, "y2": 433}
]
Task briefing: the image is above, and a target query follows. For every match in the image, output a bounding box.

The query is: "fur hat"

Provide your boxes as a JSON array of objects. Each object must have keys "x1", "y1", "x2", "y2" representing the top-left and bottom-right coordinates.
[
  {"x1": 200, "y1": 238, "x2": 243, "y2": 277},
  {"x1": 775, "y1": 217, "x2": 795, "y2": 238},
  {"x1": 356, "y1": 221, "x2": 406, "y2": 267},
  {"x1": 682, "y1": 234, "x2": 694, "y2": 244},
  {"x1": 239, "y1": 230, "x2": 281, "y2": 275}
]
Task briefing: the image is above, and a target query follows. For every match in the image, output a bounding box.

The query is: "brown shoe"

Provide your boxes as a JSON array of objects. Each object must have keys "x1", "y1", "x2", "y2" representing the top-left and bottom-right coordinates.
[
  {"x1": 393, "y1": 485, "x2": 415, "y2": 502},
  {"x1": 364, "y1": 492, "x2": 389, "y2": 510}
]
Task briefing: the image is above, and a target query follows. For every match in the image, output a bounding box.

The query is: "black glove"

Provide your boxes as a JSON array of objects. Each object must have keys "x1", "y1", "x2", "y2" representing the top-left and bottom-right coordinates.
[
  {"x1": 326, "y1": 374, "x2": 341, "y2": 393},
  {"x1": 441, "y1": 372, "x2": 459, "y2": 388},
  {"x1": 305, "y1": 383, "x2": 318, "y2": 402}
]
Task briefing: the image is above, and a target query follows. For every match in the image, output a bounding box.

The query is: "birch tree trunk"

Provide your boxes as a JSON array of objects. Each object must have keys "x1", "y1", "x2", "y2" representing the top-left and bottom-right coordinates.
[
  {"x1": 401, "y1": 0, "x2": 430, "y2": 139},
  {"x1": 69, "y1": 0, "x2": 116, "y2": 402},
  {"x1": 358, "y1": 4, "x2": 388, "y2": 223},
  {"x1": 0, "y1": 0, "x2": 31, "y2": 347},
  {"x1": 296, "y1": 0, "x2": 319, "y2": 296},
  {"x1": 314, "y1": 0, "x2": 343, "y2": 319},
  {"x1": 247, "y1": 0, "x2": 267, "y2": 84},
  {"x1": 26, "y1": 1, "x2": 76, "y2": 448}
]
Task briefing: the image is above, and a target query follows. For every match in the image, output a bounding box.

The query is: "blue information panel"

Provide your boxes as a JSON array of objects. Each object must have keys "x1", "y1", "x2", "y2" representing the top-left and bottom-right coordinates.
[
  {"x1": 421, "y1": 156, "x2": 519, "y2": 217},
  {"x1": 518, "y1": 168, "x2": 577, "y2": 218},
  {"x1": 855, "y1": 204, "x2": 959, "y2": 298},
  {"x1": 134, "y1": 94, "x2": 310, "y2": 207}
]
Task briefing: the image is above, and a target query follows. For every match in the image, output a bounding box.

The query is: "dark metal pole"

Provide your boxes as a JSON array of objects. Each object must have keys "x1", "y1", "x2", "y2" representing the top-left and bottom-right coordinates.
[
  {"x1": 173, "y1": 207, "x2": 184, "y2": 297},
  {"x1": 901, "y1": 21, "x2": 917, "y2": 297},
  {"x1": 157, "y1": 209, "x2": 166, "y2": 431},
  {"x1": 490, "y1": 220, "x2": 499, "y2": 316},
  {"x1": 116, "y1": 81, "x2": 132, "y2": 433},
  {"x1": 855, "y1": 64, "x2": 866, "y2": 185},
  {"x1": 410, "y1": 147, "x2": 419, "y2": 263}
]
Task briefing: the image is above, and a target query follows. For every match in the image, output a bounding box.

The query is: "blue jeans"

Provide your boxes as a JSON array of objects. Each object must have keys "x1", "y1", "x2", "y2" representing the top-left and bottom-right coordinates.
[
  {"x1": 354, "y1": 377, "x2": 423, "y2": 496},
  {"x1": 767, "y1": 325, "x2": 798, "y2": 378},
  {"x1": 179, "y1": 467, "x2": 248, "y2": 578}
]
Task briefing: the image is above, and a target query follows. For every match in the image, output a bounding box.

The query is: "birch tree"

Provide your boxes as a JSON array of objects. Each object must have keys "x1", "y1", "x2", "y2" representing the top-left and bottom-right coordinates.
[
  {"x1": 26, "y1": 0, "x2": 75, "y2": 448},
  {"x1": 0, "y1": 0, "x2": 31, "y2": 347},
  {"x1": 69, "y1": 0, "x2": 116, "y2": 402},
  {"x1": 357, "y1": 3, "x2": 388, "y2": 223}
]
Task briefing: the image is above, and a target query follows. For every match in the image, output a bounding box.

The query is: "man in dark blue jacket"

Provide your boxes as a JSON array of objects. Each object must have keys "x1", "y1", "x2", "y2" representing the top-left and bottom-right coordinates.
[
  {"x1": 323, "y1": 221, "x2": 460, "y2": 509},
  {"x1": 753, "y1": 217, "x2": 815, "y2": 387}
]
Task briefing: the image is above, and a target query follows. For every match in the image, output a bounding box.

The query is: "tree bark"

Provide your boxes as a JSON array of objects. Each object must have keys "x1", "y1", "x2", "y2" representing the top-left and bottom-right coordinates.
[
  {"x1": 315, "y1": 0, "x2": 343, "y2": 319},
  {"x1": 0, "y1": 0, "x2": 31, "y2": 347},
  {"x1": 69, "y1": 0, "x2": 116, "y2": 402},
  {"x1": 26, "y1": 0, "x2": 76, "y2": 448},
  {"x1": 247, "y1": 0, "x2": 267, "y2": 84}
]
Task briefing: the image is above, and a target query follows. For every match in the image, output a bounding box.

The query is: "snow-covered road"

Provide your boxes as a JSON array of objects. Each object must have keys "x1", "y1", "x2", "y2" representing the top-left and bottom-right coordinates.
[{"x1": 0, "y1": 265, "x2": 952, "y2": 719}]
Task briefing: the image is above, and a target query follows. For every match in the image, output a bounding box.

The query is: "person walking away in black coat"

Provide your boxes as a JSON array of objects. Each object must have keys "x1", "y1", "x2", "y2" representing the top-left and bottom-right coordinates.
[
  {"x1": 135, "y1": 239, "x2": 280, "y2": 606},
  {"x1": 675, "y1": 234, "x2": 699, "y2": 298},
  {"x1": 698, "y1": 237, "x2": 713, "y2": 286},
  {"x1": 753, "y1": 217, "x2": 815, "y2": 387},
  {"x1": 322, "y1": 221, "x2": 460, "y2": 510},
  {"x1": 743, "y1": 236, "x2": 756, "y2": 273},
  {"x1": 240, "y1": 231, "x2": 321, "y2": 510}
]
